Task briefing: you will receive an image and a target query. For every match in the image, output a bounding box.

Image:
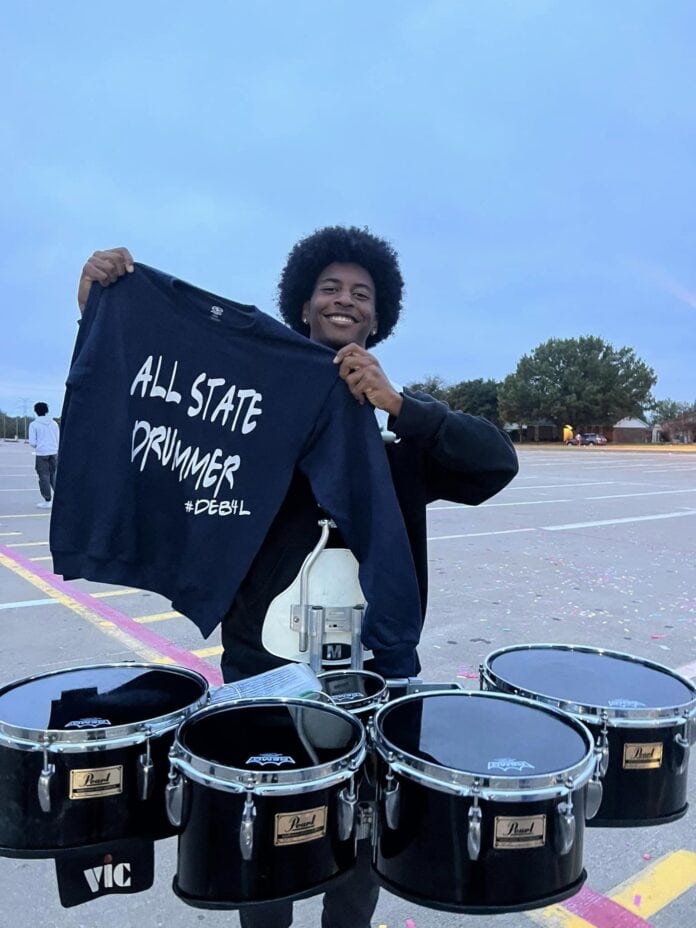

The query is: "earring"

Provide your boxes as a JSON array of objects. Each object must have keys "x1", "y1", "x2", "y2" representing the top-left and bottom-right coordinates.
[
  {"x1": 303, "y1": 317, "x2": 309, "y2": 324},
  {"x1": 371, "y1": 327, "x2": 377, "y2": 335}
]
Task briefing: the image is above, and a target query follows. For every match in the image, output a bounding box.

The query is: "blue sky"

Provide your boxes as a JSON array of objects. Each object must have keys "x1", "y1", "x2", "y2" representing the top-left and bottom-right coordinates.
[{"x1": 2, "y1": 0, "x2": 694, "y2": 425}]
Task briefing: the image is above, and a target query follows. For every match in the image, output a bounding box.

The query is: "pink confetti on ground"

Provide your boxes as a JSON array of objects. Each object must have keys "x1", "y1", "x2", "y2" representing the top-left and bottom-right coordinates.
[
  {"x1": 405, "y1": 920, "x2": 417, "y2": 928},
  {"x1": 650, "y1": 634, "x2": 666, "y2": 639},
  {"x1": 633, "y1": 894, "x2": 641, "y2": 907},
  {"x1": 642, "y1": 853, "x2": 652, "y2": 860}
]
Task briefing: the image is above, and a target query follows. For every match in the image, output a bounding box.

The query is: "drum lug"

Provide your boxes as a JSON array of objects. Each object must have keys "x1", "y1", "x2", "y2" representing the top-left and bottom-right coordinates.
[
  {"x1": 585, "y1": 769, "x2": 604, "y2": 820},
  {"x1": 137, "y1": 736, "x2": 154, "y2": 801},
  {"x1": 239, "y1": 791, "x2": 257, "y2": 861},
  {"x1": 554, "y1": 795, "x2": 576, "y2": 856},
  {"x1": 165, "y1": 767, "x2": 185, "y2": 828},
  {"x1": 383, "y1": 767, "x2": 400, "y2": 830},
  {"x1": 597, "y1": 712, "x2": 610, "y2": 777},
  {"x1": 37, "y1": 748, "x2": 55, "y2": 814},
  {"x1": 337, "y1": 777, "x2": 357, "y2": 841},
  {"x1": 466, "y1": 801, "x2": 482, "y2": 861},
  {"x1": 674, "y1": 729, "x2": 690, "y2": 775}
]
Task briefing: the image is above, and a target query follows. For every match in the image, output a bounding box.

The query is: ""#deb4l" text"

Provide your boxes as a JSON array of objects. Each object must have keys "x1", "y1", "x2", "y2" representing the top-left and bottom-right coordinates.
[{"x1": 185, "y1": 499, "x2": 251, "y2": 516}]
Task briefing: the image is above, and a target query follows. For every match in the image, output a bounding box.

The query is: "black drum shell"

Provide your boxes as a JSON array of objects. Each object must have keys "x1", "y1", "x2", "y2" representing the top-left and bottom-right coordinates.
[
  {"x1": 174, "y1": 779, "x2": 358, "y2": 906},
  {"x1": 0, "y1": 663, "x2": 209, "y2": 859},
  {"x1": 481, "y1": 645, "x2": 695, "y2": 826},
  {"x1": 0, "y1": 735, "x2": 177, "y2": 857},
  {"x1": 586, "y1": 723, "x2": 688, "y2": 826},
  {"x1": 373, "y1": 761, "x2": 588, "y2": 913},
  {"x1": 371, "y1": 691, "x2": 594, "y2": 913},
  {"x1": 170, "y1": 697, "x2": 367, "y2": 908}
]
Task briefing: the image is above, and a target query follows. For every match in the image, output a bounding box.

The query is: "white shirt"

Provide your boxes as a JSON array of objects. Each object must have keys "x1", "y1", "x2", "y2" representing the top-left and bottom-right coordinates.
[{"x1": 28, "y1": 416, "x2": 60, "y2": 456}]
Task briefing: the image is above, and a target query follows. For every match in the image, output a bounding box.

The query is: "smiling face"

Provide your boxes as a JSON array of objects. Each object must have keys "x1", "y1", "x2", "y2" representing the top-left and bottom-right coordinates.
[{"x1": 302, "y1": 262, "x2": 378, "y2": 350}]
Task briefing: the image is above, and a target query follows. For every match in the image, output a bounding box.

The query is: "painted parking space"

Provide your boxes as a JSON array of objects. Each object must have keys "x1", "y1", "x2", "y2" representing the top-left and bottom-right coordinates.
[
  {"x1": 0, "y1": 545, "x2": 221, "y2": 684},
  {"x1": 0, "y1": 443, "x2": 693, "y2": 927},
  {"x1": 529, "y1": 850, "x2": 696, "y2": 928}
]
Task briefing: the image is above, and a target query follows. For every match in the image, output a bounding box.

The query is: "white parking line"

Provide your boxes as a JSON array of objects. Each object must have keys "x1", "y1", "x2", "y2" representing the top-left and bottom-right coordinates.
[
  {"x1": 587, "y1": 488, "x2": 696, "y2": 500},
  {"x1": 504, "y1": 481, "x2": 619, "y2": 490},
  {"x1": 431, "y1": 499, "x2": 571, "y2": 511},
  {"x1": 0, "y1": 514, "x2": 50, "y2": 519},
  {"x1": 0, "y1": 598, "x2": 59, "y2": 611},
  {"x1": 541, "y1": 510, "x2": 696, "y2": 531},
  {"x1": 428, "y1": 528, "x2": 537, "y2": 541},
  {"x1": 5, "y1": 541, "x2": 48, "y2": 548}
]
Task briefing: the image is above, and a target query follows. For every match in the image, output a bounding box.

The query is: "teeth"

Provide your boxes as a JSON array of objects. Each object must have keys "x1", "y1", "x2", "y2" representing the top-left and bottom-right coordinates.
[{"x1": 328, "y1": 315, "x2": 355, "y2": 323}]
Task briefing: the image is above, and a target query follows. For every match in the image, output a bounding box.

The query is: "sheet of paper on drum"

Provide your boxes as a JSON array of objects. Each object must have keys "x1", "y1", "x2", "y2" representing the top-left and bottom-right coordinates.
[{"x1": 208, "y1": 663, "x2": 323, "y2": 703}]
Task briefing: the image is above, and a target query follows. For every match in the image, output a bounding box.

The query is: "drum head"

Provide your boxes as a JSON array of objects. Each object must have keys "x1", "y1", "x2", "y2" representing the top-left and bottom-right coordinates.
[
  {"x1": 179, "y1": 701, "x2": 363, "y2": 771},
  {"x1": 487, "y1": 646, "x2": 695, "y2": 712},
  {"x1": 376, "y1": 693, "x2": 591, "y2": 777},
  {"x1": 0, "y1": 665, "x2": 207, "y2": 732}
]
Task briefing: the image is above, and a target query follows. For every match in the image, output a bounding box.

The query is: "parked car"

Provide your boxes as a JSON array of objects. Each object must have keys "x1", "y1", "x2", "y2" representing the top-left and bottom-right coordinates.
[{"x1": 566, "y1": 433, "x2": 608, "y2": 446}]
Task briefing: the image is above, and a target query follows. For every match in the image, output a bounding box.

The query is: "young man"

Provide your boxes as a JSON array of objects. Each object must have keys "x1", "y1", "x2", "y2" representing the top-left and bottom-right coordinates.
[
  {"x1": 77, "y1": 226, "x2": 518, "y2": 927},
  {"x1": 28, "y1": 402, "x2": 60, "y2": 508}
]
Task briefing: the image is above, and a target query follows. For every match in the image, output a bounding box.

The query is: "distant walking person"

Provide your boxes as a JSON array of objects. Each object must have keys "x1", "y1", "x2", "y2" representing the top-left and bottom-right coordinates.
[{"x1": 28, "y1": 403, "x2": 59, "y2": 509}]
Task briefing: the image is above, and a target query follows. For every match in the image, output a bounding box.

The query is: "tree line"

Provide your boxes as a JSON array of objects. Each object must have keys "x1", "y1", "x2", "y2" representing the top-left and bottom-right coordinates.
[
  {"x1": 2, "y1": 335, "x2": 692, "y2": 439},
  {"x1": 407, "y1": 335, "x2": 694, "y2": 429}
]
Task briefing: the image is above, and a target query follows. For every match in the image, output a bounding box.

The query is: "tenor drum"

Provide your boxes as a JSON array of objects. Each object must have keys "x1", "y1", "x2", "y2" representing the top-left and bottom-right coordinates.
[
  {"x1": 482, "y1": 645, "x2": 696, "y2": 826},
  {"x1": 317, "y1": 670, "x2": 388, "y2": 718},
  {"x1": 168, "y1": 697, "x2": 366, "y2": 908},
  {"x1": 371, "y1": 691, "x2": 596, "y2": 913},
  {"x1": 0, "y1": 663, "x2": 209, "y2": 858}
]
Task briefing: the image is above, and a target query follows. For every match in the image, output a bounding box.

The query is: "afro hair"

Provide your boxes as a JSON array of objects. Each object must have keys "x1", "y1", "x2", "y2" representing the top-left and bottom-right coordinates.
[{"x1": 277, "y1": 225, "x2": 404, "y2": 348}]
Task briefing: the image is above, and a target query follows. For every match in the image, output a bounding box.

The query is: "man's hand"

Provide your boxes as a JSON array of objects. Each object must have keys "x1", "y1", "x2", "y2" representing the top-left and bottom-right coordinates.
[
  {"x1": 333, "y1": 343, "x2": 403, "y2": 417},
  {"x1": 77, "y1": 247, "x2": 135, "y2": 313}
]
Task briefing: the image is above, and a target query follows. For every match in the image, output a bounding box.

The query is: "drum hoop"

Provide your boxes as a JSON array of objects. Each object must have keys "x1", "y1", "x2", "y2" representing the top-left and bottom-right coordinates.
[
  {"x1": 170, "y1": 749, "x2": 366, "y2": 795},
  {"x1": 0, "y1": 662, "x2": 209, "y2": 751},
  {"x1": 372, "y1": 691, "x2": 596, "y2": 799},
  {"x1": 170, "y1": 696, "x2": 367, "y2": 792},
  {"x1": 482, "y1": 643, "x2": 696, "y2": 725},
  {"x1": 317, "y1": 669, "x2": 389, "y2": 713}
]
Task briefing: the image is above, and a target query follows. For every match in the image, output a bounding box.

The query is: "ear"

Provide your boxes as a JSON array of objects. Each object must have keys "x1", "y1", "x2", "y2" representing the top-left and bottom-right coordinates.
[
  {"x1": 371, "y1": 315, "x2": 379, "y2": 336},
  {"x1": 302, "y1": 300, "x2": 311, "y2": 324}
]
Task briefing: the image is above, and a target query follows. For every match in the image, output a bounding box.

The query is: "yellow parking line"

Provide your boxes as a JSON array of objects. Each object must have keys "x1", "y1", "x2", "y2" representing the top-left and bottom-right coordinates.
[
  {"x1": 133, "y1": 611, "x2": 181, "y2": 624},
  {"x1": 610, "y1": 849, "x2": 696, "y2": 918},
  {"x1": 528, "y1": 849, "x2": 696, "y2": 927},
  {"x1": 192, "y1": 645, "x2": 223, "y2": 658},
  {"x1": 0, "y1": 552, "x2": 166, "y2": 663}
]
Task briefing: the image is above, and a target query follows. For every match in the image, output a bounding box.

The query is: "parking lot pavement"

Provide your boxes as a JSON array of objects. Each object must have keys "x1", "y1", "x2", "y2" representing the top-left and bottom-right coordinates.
[{"x1": 0, "y1": 442, "x2": 694, "y2": 927}]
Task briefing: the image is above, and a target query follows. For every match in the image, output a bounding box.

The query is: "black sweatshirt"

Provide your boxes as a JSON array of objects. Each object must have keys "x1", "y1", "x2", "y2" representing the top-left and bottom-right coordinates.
[{"x1": 51, "y1": 265, "x2": 425, "y2": 675}]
